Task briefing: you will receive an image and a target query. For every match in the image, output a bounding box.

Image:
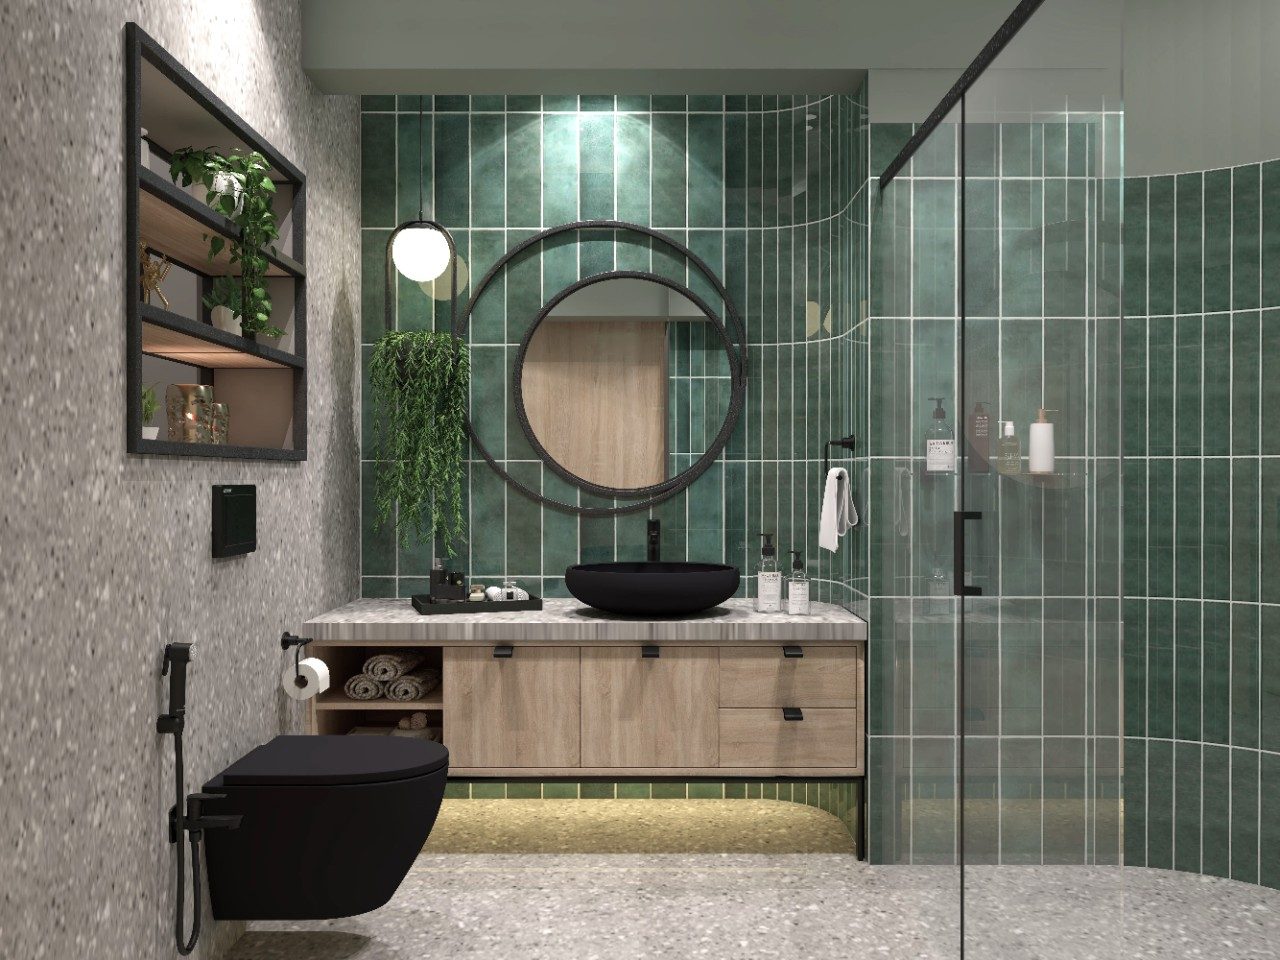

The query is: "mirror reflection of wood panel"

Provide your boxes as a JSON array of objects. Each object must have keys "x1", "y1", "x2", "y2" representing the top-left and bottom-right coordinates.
[{"x1": 523, "y1": 319, "x2": 667, "y2": 489}]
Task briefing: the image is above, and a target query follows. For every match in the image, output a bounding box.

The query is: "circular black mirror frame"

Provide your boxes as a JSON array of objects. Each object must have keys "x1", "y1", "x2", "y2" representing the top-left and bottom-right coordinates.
[
  {"x1": 454, "y1": 220, "x2": 747, "y2": 518},
  {"x1": 513, "y1": 270, "x2": 743, "y2": 502}
]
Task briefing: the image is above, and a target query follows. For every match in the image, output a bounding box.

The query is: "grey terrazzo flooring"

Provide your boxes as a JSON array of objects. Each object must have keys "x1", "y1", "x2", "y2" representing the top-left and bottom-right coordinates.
[{"x1": 227, "y1": 859, "x2": 1280, "y2": 960}]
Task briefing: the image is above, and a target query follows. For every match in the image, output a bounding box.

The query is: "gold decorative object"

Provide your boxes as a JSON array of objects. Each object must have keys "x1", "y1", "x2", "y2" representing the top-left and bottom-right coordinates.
[
  {"x1": 139, "y1": 242, "x2": 172, "y2": 307},
  {"x1": 165, "y1": 384, "x2": 213, "y2": 443},
  {"x1": 210, "y1": 403, "x2": 230, "y2": 444}
]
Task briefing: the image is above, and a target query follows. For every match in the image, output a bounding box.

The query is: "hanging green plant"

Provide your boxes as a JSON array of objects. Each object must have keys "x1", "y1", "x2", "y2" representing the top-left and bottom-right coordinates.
[
  {"x1": 168, "y1": 147, "x2": 282, "y2": 338},
  {"x1": 370, "y1": 330, "x2": 470, "y2": 557}
]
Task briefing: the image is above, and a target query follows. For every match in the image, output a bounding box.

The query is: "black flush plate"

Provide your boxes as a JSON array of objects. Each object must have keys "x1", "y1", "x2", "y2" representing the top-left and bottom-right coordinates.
[{"x1": 211, "y1": 484, "x2": 256, "y2": 558}]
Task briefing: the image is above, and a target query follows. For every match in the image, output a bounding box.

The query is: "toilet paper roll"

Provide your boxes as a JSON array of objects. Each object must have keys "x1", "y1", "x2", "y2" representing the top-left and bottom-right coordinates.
[{"x1": 282, "y1": 657, "x2": 330, "y2": 701}]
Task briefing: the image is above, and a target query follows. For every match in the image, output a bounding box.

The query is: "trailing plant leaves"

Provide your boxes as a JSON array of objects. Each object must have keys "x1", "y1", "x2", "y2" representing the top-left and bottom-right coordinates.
[
  {"x1": 370, "y1": 331, "x2": 470, "y2": 558},
  {"x1": 169, "y1": 147, "x2": 282, "y2": 337}
]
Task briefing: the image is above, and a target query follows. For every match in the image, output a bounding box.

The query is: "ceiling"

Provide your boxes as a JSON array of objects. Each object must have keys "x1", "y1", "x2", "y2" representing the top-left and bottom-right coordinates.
[{"x1": 300, "y1": 0, "x2": 1120, "y2": 99}]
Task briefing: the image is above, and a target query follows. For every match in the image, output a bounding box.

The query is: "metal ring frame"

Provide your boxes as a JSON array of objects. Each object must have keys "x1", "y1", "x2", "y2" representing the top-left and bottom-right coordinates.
[{"x1": 455, "y1": 220, "x2": 747, "y2": 517}]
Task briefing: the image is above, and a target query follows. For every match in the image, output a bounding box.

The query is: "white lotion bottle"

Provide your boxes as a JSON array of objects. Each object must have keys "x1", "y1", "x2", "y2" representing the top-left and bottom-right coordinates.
[
  {"x1": 1029, "y1": 407, "x2": 1056, "y2": 474},
  {"x1": 756, "y1": 533, "x2": 782, "y2": 613}
]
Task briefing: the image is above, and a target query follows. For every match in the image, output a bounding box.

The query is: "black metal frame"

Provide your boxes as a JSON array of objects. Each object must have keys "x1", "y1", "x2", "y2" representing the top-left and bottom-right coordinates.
[
  {"x1": 124, "y1": 22, "x2": 307, "y2": 461},
  {"x1": 877, "y1": 0, "x2": 1046, "y2": 188},
  {"x1": 455, "y1": 220, "x2": 747, "y2": 518}
]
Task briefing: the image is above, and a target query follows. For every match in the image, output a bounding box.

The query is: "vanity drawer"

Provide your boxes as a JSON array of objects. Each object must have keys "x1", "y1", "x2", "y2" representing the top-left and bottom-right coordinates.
[
  {"x1": 719, "y1": 645, "x2": 859, "y2": 708},
  {"x1": 718, "y1": 708, "x2": 859, "y2": 769}
]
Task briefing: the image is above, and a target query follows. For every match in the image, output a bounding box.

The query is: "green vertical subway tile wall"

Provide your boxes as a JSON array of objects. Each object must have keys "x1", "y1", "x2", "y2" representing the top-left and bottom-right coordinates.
[
  {"x1": 361, "y1": 92, "x2": 865, "y2": 606},
  {"x1": 1122, "y1": 155, "x2": 1280, "y2": 892}
]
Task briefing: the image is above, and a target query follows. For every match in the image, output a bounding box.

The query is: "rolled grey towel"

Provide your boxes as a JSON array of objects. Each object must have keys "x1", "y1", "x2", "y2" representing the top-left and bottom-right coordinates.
[
  {"x1": 391, "y1": 726, "x2": 441, "y2": 742},
  {"x1": 386, "y1": 667, "x2": 442, "y2": 702},
  {"x1": 362, "y1": 651, "x2": 425, "y2": 682},
  {"x1": 343, "y1": 673, "x2": 385, "y2": 701},
  {"x1": 397, "y1": 711, "x2": 429, "y2": 730}
]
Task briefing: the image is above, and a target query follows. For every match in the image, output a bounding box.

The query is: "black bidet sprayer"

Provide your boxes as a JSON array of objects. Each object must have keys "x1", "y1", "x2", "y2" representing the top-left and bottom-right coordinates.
[{"x1": 157, "y1": 642, "x2": 241, "y2": 955}]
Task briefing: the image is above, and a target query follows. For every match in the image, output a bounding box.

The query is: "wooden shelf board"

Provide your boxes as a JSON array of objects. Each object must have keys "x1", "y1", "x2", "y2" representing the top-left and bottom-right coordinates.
[
  {"x1": 316, "y1": 693, "x2": 443, "y2": 711},
  {"x1": 140, "y1": 303, "x2": 303, "y2": 370},
  {"x1": 138, "y1": 168, "x2": 304, "y2": 278}
]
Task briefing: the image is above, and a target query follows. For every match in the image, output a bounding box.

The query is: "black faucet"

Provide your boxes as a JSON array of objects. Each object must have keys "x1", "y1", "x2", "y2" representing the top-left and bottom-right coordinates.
[{"x1": 647, "y1": 518, "x2": 661, "y2": 562}]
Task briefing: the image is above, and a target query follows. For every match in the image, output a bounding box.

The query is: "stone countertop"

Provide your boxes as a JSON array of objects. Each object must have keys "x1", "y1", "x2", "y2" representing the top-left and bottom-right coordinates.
[{"x1": 302, "y1": 598, "x2": 866, "y2": 644}]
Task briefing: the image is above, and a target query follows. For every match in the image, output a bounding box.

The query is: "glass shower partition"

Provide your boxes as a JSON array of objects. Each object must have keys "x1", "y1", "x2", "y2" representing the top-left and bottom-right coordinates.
[
  {"x1": 866, "y1": 97, "x2": 965, "y2": 947},
  {"x1": 957, "y1": 6, "x2": 1125, "y2": 956},
  {"x1": 867, "y1": 3, "x2": 1124, "y2": 956}
]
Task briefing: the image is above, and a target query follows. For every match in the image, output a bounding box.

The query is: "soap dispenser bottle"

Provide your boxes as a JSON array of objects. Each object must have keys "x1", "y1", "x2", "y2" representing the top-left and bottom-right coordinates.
[
  {"x1": 1028, "y1": 407, "x2": 1056, "y2": 475},
  {"x1": 756, "y1": 533, "x2": 782, "y2": 613},
  {"x1": 786, "y1": 550, "x2": 810, "y2": 616},
  {"x1": 925, "y1": 397, "x2": 956, "y2": 474},
  {"x1": 996, "y1": 420, "x2": 1021, "y2": 475}
]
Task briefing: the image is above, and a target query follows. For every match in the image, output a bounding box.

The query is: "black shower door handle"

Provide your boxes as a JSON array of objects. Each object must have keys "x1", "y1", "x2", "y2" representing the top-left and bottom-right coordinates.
[{"x1": 953, "y1": 511, "x2": 983, "y2": 597}]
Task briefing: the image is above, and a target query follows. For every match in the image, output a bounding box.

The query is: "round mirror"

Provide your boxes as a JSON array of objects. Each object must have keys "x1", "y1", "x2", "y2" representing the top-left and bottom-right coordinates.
[
  {"x1": 515, "y1": 274, "x2": 736, "y2": 496},
  {"x1": 456, "y1": 221, "x2": 746, "y2": 516}
]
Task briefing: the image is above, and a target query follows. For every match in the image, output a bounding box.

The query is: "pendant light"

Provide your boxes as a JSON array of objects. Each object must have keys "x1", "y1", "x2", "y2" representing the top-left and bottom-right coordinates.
[{"x1": 384, "y1": 98, "x2": 459, "y2": 334}]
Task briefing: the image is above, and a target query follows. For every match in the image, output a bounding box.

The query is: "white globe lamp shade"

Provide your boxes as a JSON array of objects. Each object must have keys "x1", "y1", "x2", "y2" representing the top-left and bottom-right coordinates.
[{"x1": 391, "y1": 225, "x2": 451, "y2": 282}]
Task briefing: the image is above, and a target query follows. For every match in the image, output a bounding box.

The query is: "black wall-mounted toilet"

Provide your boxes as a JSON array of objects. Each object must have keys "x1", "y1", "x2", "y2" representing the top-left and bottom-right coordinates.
[{"x1": 200, "y1": 735, "x2": 448, "y2": 920}]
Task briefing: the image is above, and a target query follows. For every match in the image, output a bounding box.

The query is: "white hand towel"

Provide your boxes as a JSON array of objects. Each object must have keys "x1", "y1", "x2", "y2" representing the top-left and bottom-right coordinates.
[{"x1": 819, "y1": 467, "x2": 858, "y2": 552}]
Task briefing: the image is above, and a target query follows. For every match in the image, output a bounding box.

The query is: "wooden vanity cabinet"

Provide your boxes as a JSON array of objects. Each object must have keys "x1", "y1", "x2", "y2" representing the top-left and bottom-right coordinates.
[
  {"x1": 580, "y1": 646, "x2": 718, "y2": 767},
  {"x1": 443, "y1": 646, "x2": 581, "y2": 768},
  {"x1": 323, "y1": 638, "x2": 863, "y2": 777}
]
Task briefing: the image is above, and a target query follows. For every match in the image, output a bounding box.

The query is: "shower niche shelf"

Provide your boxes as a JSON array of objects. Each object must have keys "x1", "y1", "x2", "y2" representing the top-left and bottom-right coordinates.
[{"x1": 124, "y1": 22, "x2": 307, "y2": 462}]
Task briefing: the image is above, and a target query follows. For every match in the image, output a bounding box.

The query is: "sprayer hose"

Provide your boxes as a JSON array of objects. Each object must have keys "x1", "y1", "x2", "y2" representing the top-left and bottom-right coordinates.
[{"x1": 173, "y1": 732, "x2": 201, "y2": 956}]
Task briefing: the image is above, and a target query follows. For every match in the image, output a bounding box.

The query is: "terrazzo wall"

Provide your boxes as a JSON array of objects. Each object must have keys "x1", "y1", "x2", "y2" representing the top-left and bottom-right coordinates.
[
  {"x1": 863, "y1": 115, "x2": 1124, "y2": 867},
  {"x1": 1120, "y1": 158, "x2": 1280, "y2": 889},
  {"x1": 0, "y1": 4, "x2": 361, "y2": 959},
  {"x1": 358, "y1": 92, "x2": 866, "y2": 608}
]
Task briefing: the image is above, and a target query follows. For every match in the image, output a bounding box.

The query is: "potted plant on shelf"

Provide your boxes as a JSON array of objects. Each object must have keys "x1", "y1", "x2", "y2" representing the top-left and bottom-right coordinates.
[
  {"x1": 369, "y1": 331, "x2": 470, "y2": 558},
  {"x1": 168, "y1": 147, "x2": 283, "y2": 339},
  {"x1": 141, "y1": 383, "x2": 160, "y2": 440},
  {"x1": 203, "y1": 276, "x2": 244, "y2": 336}
]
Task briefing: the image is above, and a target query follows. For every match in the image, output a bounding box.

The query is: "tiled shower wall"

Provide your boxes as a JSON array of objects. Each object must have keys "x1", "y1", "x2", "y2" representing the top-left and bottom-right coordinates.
[
  {"x1": 863, "y1": 116, "x2": 1124, "y2": 866},
  {"x1": 1121, "y1": 159, "x2": 1280, "y2": 888},
  {"x1": 359, "y1": 93, "x2": 865, "y2": 604}
]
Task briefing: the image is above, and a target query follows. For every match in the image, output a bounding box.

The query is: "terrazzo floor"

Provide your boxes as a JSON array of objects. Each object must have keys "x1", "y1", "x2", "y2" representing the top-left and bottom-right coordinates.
[
  {"x1": 228, "y1": 859, "x2": 1280, "y2": 959},
  {"x1": 421, "y1": 799, "x2": 857, "y2": 854},
  {"x1": 225, "y1": 798, "x2": 1280, "y2": 960}
]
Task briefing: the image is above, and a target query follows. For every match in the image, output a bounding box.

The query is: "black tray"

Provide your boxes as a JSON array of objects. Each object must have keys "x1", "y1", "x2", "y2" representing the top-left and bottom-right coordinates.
[{"x1": 411, "y1": 593, "x2": 543, "y2": 615}]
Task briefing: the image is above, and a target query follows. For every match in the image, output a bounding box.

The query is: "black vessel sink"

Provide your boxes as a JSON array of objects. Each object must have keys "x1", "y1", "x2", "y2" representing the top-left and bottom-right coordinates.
[{"x1": 565, "y1": 562, "x2": 740, "y2": 616}]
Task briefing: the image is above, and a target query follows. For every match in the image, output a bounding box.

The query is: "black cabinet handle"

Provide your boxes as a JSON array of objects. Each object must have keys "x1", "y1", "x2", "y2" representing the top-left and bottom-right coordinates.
[
  {"x1": 782, "y1": 707, "x2": 804, "y2": 721},
  {"x1": 783, "y1": 645, "x2": 804, "y2": 658},
  {"x1": 953, "y1": 510, "x2": 984, "y2": 596},
  {"x1": 642, "y1": 645, "x2": 660, "y2": 659},
  {"x1": 493, "y1": 645, "x2": 514, "y2": 658}
]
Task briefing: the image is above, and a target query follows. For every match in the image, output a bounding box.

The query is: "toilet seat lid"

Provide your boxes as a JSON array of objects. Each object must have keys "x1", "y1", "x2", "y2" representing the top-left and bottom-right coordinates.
[{"x1": 221, "y1": 735, "x2": 449, "y2": 786}]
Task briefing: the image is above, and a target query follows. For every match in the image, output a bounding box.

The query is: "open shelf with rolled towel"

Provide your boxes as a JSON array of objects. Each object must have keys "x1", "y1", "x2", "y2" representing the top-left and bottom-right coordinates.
[{"x1": 306, "y1": 643, "x2": 444, "y2": 737}]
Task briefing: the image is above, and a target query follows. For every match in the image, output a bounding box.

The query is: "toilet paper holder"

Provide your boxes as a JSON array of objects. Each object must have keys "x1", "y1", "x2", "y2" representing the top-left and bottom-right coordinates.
[{"x1": 281, "y1": 632, "x2": 313, "y2": 687}]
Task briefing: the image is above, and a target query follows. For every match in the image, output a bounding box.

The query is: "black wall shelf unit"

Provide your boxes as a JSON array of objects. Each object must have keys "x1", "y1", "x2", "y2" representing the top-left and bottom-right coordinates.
[{"x1": 124, "y1": 22, "x2": 307, "y2": 461}]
